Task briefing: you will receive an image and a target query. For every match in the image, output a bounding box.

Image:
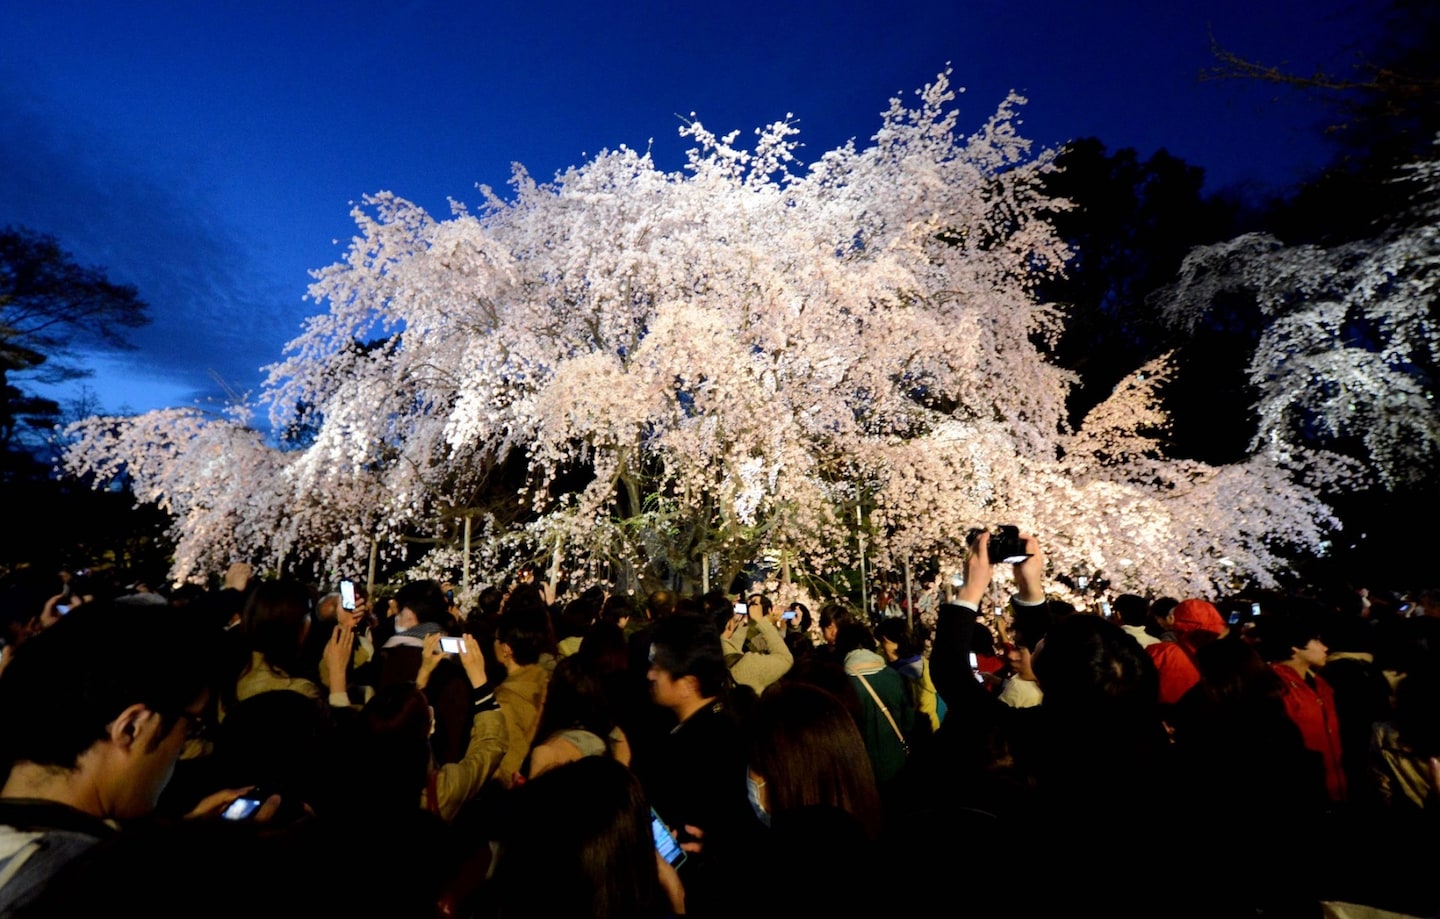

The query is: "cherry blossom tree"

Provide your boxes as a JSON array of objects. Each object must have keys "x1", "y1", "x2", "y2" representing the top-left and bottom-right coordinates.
[
  {"x1": 1160, "y1": 135, "x2": 1440, "y2": 490},
  {"x1": 63, "y1": 70, "x2": 1340, "y2": 598}
]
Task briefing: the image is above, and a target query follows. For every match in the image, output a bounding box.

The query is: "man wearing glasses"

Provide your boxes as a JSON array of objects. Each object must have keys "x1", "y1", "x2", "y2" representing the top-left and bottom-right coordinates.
[{"x1": 0, "y1": 602, "x2": 245, "y2": 913}]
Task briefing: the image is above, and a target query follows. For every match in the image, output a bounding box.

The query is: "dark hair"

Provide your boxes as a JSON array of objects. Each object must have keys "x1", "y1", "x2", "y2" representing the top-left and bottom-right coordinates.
[
  {"x1": 494, "y1": 758, "x2": 665, "y2": 918},
  {"x1": 533, "y1": 657, "x2": 617, "y2": 750},
  {"x1": 1192, "y1": 635, "x2": 1283, "y2": 706},
  {"x1": 748, "y1": 682, "x2": 882, "y2": 840},
  {"x1": 560, "y1": 587, "x2": 606, "y2": 638},
  {"x1": 747, "y1": 593, "x2": 773, "y2": 616},
  {"x1": 1031, "y1": 614, "x2": 1158, "y2": 712},
  {"x1": 874, "y1": 619, "x2": 918, "y2": 659},
  {"x1": 599, "y1": 595, "x2": 633, "y2": 627},
  {"x1": 699, "y1": 590, "x2": 733, "y2": 628},
  {"x1": 395, "y1": 579, "x2": 450, "y2": 627},
  {"x1": 0, "y1": 603, "x2": 214, "y2": 769},
  {"x1": 1150, "y1": 597, "x2": 1180, "y2": 622},
  {"x1": 833, "y1": 622, "x2": 877, "y2": 657},
  {"x1": 789, "y1": 602, "x2": 812, "y2": 632},
  {"x1": 1256, "y1": 614, "x2": 1323, "y2": 663},
  {"x1": 576, "y1": 620, "x2": 628, "y2": 676},
  {"x1": 242, "y1": 579, "x2": 313, "y2": 676},
  {"x1": 644, "y1": 589, "x2": 677, "y2": 621},
  {"x1": 1010, "y1": 603, "x2": 1053, "y2": 653},
  {"x1": 476, "y1": 585, "x2": 506, "y2": 620},
  {"x1": 497, "y1": 603, "x2": 554, "y2": 666},
  {"x1": 1394, "y1": 663, "x2": 1440, "y2": 760},
  {"x1": 357, "y1": 684, "x2": 435, "y2": 812},
  {"x1": 818, "y1": 603, "x2": 855, "y2": 633},
  {"x1": 1113, "y1": 594, "x2": 1149, "y2": 628},
  {"x1": 649, "y1": 614, "x2": 729, "y2": 698}
]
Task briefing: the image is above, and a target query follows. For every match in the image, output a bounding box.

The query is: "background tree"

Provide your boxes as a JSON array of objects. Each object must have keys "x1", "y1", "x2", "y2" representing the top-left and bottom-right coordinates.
[
  {"x1": 1037, "y1": 139, "x2": 1246, "y2": 458},
  {"x1": 0, "y1": 227, "x2": 149, "y2": 480}
]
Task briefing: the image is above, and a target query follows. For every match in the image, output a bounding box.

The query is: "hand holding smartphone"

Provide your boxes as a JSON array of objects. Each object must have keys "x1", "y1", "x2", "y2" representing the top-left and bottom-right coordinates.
[
  {"x1": 651, "y1": 808, "x2": 687, "y2": 869},
  {"x1": 221, "y1": 789, "x2": 268, "y2": 821},
  {"x1": 439, "y1": 637, "x2": 465, "y2": 655}
]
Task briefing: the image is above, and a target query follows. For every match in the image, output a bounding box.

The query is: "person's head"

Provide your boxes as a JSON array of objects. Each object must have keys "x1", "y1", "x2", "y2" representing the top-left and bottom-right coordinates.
[
  {"x1": 787, "y1": 602, "x2": 812, "y2": 632},
  {"x1": 354, "y1": 684, "x2": 435, "y2": 811},
  {"x1": 747, "y1": 682, "x2": 882, "y2": 840},
  {"x1": 1149, "y1": 597, "x2": 1180, "y2": 629},
  {"x1": 647, "y1": 614, "x2": 728, "y2": 714},
  {"x1": 559, "y1": 590, "x2": 602, "y2": 639},
  {"x1": 0, "y1": 602, "x2": 215, "y2": 818},
  {"x1": 315, "y1": 592, "x2": 341, "y2": 624},
  {"x1": 645, "y1": 589, "x2": 677, "y2": 622},
  {"x1": 495, "y1": 603, "x2": 553, "y2": 668},
  {"x1": 534, "y1": 656, "x2": 615, "y2": 744},
  {"x1": 393, "y1": 579, "x2": 449, "y2": 632},
  {"x1": 833, "y1": 622, "x2": 876, "y2": 658},
  {"x1": 874, "y1": 618, "x2": 918, "y2": 663},
  {"x1": 747, "y1": 592, "x2": 774, "y2": 622},
  {"x1": 493, "y1": 757, "x2": 663, "y2": 918},
  {"x1": 818, "y1": 603, "x2": 853, "y2": 646},
  {"x1": 1031, "y1": 613, "x2": 1158, "y2": 714},
  {"x1": 1006, "y1": 603, "x2": 1053, "y2": 681},
  {"x1": 1258, "y1": 614, "x2": 1328, "y2": 672},
  {"x1": 700, "y1": 591, "x2": 735, "y2": 631},
  {"x1": 1170, "y1": 598, "x2": 1228, "y2": 654},
  {"x1": 1192, "y1": 635, "x2": 1280, "y2": 706},
  {"x1": 1112, "y1": 594, "x2": 1149, "y2": 629},
  {"x1": 576, "y1": 620, "x2": 628, "y2": 676},
  {"x1": 599, "y1": 594, "x2": 633, "y2": 628},
  {"x1": 474, "y1": 585, "x2": 505, "y2": 622},
  {"x1": 243, "y1": 579, "x2": 314, "y2": 675}
]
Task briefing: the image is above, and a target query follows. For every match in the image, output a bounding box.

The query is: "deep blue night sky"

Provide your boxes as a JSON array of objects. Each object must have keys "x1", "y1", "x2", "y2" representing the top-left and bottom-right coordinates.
[{"x1": 0, "y1": 0, "x2": 1381, "y2": 418}]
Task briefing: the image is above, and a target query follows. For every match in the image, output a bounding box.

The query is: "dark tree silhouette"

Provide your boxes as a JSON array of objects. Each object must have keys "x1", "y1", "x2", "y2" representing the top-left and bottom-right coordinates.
[{"x1": 0, "y1": 226, "x2": 149, "y2": 475}]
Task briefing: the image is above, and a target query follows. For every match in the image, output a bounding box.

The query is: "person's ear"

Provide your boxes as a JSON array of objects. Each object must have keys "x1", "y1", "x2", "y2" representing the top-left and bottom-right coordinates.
[{"x1": 108, "y1": 703, "x2": 153, "y2": 751}]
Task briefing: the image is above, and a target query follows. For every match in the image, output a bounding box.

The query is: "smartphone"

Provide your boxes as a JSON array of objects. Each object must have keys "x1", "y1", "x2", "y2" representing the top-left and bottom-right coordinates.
[
  {"x1": 339, "y1": 579, "x2": 356, "y2": 611},
  {"x1": 733, "y1": 602, "x2": 746, "y2": 616},
  {"x1": 1099, "y1": 600, "x2": 1111, "y2": 618},
  {"x1": 439, "y1": 637, "x2": 465, "y2": 654},
  {"x1": 1250, "y1": 602, "x2": 1261, "y2": 617},
  {"x1": 969, "y1": 651, "x2": 984, "y2": 683},
  {"x1": 1228, "y1": 609, "x2": 1242, "y2": 625},
  {"x1": 55, "y1": 604, "x2": 71, "y2": 616},
  {"x1": 1075, "y1": 575, "x2": 1088, "y2": 590},
  {"x1": 782, "y1": 610, "x2": 797, "y2": 621},
  {"x1": 221, "y1": 791, "x2": 266, "y2": 821},
  {"x1": 651, "y1": 808, "x2": 687, "y2": 869}
]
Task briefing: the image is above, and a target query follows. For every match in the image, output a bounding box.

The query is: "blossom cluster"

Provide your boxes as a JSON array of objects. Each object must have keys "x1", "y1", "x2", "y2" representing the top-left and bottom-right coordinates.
[{"x1": 62, "y1": 71, "x2": 1344, "y2": 596}]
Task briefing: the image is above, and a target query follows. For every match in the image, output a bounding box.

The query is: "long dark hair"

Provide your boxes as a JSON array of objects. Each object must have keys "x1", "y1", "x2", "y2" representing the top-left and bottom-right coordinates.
[
  {"x1": 748, "y1": 682, "x2": 883, "y2": 840},
  {"x1": 532, "y1": 656, "x2": 618, "y2": 749},
  {"x1": 493, "y1": 758, "x2": 665, "y2": 918},
  {"x1": 357, "y1": 684, "x2": 434, "y2": 813},
  {"x1": 242, "y1": 579, "x2": 313, "y2": 676}
]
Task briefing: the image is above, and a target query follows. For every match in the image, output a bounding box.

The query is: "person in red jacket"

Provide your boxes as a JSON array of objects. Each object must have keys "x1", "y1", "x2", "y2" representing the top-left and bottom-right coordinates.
[
  {"x1": 1146, "y1": 598, "x2": 1227, "y2": 705},
  {"x1": 1261, "y1": 615, "x2": 1346, "y2": 803}
]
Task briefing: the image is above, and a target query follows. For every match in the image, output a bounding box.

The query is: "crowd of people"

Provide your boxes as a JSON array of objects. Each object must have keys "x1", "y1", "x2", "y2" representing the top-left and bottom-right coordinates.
[{"x1": 0, "y1": 532, "x2": 1438, "y2": 918}]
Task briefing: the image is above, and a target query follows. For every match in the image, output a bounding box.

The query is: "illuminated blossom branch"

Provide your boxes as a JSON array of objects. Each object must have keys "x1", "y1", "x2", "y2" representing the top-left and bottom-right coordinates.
[{"x1": 63, "y1": 70, "x2": 1340, "y2": 596}]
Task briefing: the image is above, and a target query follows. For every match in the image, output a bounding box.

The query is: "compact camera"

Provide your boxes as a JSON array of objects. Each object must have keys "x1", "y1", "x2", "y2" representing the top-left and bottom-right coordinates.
[{"x1": 967, "y1": 525, "x2": 1030, "y2": 564}]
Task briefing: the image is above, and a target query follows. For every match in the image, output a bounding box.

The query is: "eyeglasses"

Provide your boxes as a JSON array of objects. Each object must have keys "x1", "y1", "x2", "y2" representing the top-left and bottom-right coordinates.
[{"x1": 176, "y1": 710, "x2": 210, "y2": 741}]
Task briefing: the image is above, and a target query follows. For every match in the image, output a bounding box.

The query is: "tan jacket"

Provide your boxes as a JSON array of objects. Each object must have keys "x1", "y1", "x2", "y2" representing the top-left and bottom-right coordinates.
[
  {"x1": 722, "y1": 617, "x2": 794, "y2": 694},
  {"x1": 493, "y1": 664, "x2": 549, "y2": 788},
  {"x1": 427, "y1": 707, "x2": 508, "y2": 822}
]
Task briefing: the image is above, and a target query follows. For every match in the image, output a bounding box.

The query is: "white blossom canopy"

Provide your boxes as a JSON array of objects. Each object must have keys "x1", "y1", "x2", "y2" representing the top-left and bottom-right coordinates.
[{"x1": 64, "y1": 71, "x2": 1340, "y2": 597}]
